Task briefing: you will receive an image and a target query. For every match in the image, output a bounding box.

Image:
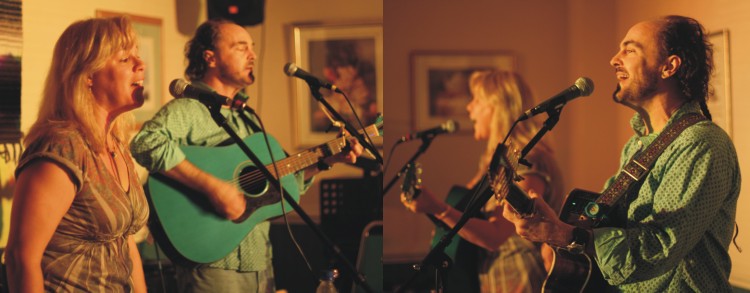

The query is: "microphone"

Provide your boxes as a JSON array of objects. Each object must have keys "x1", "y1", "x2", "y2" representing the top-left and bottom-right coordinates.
[
  {"x1": 399, "y1": 120, "x2": 459, "y2": 142},
  {"x1": 283, "y1": 62, "x2": 343, "y2": 93},
  {"x1": 169, "y1": 79, "x2": 247, "y2": 110},
  {"x1": 516, "y1": 77, "x2": 594, "y2": 121}
]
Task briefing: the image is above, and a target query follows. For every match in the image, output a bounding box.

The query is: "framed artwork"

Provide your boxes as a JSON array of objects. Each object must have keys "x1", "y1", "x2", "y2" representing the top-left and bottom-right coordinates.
[
  {"x1": 96, "y1": 10, "x2": 163, "y2": 124},
  {"x1": 411, "y1": 51, "x2": 515, "y2": 132},
  {"x1": 708, "y1": 29, "x2": 732, "y2": 137},
  {"x1": 0, "y1": 0, "x2": 21, "y2": 144},
  {"x1": 289, "y1": 22, "x2": 383, "y2": 147}
]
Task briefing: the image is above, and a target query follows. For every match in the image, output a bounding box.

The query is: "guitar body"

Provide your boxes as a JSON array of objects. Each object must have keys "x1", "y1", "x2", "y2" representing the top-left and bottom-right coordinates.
[
  {"x1": 146, "y1": 117, "x2": 383, "y2": 265},
  {"x1": 429, "y1": 186, "x2": 482, "y2": 293},
  {"x1": 146, "y1": 133, "x2": 300, "y2": 264},
  {"x1": 543, "y1": 189, "x2": 609, "y2": 293}
]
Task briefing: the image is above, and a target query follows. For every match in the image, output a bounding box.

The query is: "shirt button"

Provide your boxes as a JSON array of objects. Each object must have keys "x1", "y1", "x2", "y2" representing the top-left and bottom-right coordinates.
[{"x1": 637, "y1": 140, "x2": 643, "y2": 148}]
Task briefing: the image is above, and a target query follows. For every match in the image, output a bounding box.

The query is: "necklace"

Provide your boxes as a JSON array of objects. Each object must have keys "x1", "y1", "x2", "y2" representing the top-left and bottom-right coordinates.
[
  {"x1": 106, "y1": 135, "x2": 117, "y2": 158},
  {"x1": 106, "y1": 136, "x2": 130, "y2": 192}
]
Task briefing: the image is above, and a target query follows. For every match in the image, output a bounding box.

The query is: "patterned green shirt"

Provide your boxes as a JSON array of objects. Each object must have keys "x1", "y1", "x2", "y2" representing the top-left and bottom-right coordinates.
[
  {"x1": 593, "y1": 101, "x2": 740, "y2": 292},
  {"x1": 130, "y1": 82, "x2": 311, "y2": 272}
]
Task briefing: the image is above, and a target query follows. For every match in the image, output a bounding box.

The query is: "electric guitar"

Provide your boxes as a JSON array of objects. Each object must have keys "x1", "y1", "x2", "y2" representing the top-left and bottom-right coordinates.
[
  {"x1": 488, "y1": 142, "x2": 607, "y2": 293},
  {"x1": 146, "y1": 117, "x2": 383, "y2": 264},
  {"x1": 401, "y1": 163, "x2": 481, "y2": 293}
]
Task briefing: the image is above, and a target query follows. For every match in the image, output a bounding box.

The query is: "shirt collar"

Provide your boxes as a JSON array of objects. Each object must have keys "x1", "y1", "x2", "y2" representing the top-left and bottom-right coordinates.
[
  {"x1": 630, "y1": 100, "x2": 703, "y2": 137},
  {"x1": 192, "y1": 80, "x2": 250, "y2": 103}
]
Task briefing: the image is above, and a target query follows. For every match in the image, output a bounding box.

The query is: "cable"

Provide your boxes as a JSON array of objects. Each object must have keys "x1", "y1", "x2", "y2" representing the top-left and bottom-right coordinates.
[
  {"x1": 153, "y1": 241, "x2": 167, "y2": 293},
  {"x1": 381, "y1": 140, "x2": 399, "y2": 178},
  {"x1": 338, "y1": 91, "x2": 377, "y2": 158},
  {"x1": 250, "y1": 110, "x2": 316, "y2": 281}
]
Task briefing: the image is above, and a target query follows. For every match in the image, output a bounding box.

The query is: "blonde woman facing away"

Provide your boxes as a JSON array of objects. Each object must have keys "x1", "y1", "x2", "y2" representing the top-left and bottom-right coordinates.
[{"x1": 401, "y1": 70, "x2": 563, "y2": 293}]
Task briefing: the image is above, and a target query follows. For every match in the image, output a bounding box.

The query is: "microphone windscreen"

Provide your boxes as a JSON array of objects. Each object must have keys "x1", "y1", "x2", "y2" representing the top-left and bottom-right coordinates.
[
  {"x1": 575, "y1": 77, "x2": 595, "y2": 96},
  {"x1": 444, "y1": 120, "x2": 458, "y2": 133},
  {"x1": 169, "y1": 79, "x2": 189, "y2": 98},
  {"x1": 283, "y1": 63, "x2": 298, "y2": 76}
]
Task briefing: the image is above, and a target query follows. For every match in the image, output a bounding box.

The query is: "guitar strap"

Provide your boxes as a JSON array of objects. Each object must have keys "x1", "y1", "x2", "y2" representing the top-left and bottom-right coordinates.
[{"x1": 580, "y1": 113, "x2": 706, "y2": 226}]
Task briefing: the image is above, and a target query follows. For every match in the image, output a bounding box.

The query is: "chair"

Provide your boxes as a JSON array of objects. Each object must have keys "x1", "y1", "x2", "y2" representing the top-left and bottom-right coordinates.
[{"x1": 352, "y1": 221, "x2": 383, "y2": 293}]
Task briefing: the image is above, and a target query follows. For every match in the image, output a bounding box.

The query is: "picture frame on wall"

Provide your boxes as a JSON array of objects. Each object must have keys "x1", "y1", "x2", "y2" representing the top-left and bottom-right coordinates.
[
  {"x1": 410, "y1": 51, "x2": 516, "y2": 132},
  {"x1": 708, "y1": 29, "x2": 732, "y2": 137},
  {"x1": 96, "y1": 10, "x2": 163, "y2": 125},
  {"x1": 289, "y1": 22, "x2": 383, "y2": 147}
]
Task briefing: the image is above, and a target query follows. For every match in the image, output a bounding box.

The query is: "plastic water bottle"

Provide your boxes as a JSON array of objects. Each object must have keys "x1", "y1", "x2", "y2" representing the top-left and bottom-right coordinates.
[{"x1": 315, "y1": 270, "x2": 338, "y2": 293}]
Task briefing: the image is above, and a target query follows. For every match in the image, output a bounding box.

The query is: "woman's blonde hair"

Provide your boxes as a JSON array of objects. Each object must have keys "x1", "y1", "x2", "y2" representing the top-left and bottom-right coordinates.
[
  {"x1": 24, "y1": 16, "x2": 137, "y2": 152},
  {"x1": 469, "y1": 70, "x2": 551, "y2": 169}
]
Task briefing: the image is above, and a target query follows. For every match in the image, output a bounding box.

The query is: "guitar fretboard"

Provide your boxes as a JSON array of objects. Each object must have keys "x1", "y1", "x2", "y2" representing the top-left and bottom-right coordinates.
[
  {"x1": 264, "y1": 138, "x2": 347, "y2": 178},
  {"x1": 251, "y1": 122, "x2": 380, "y2": 180}
]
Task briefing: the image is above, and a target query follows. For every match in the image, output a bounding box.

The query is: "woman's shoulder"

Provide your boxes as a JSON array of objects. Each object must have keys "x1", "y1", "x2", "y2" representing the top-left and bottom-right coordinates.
[
  {"x1": 28, "y1": 125, "x2": 87, "y2": 151},
  {"x1": 16, "y1": 124, "x2": 88, "y2": 188}
]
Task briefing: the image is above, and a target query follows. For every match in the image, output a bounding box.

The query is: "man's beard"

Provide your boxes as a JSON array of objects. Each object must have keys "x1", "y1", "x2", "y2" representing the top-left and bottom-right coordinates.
[
  {"x1": 219, "y1": 68, "x2": 254, "y2": 88},
  {"x1": 614, "y1": 68, "x2": 660, "y2": 104}
]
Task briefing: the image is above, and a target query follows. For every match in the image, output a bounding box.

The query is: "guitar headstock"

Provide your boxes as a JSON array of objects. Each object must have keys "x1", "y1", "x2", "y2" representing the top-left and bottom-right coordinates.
[
  {"x1": 401, "y1": 162, "x2": 422, "y2": 202},
  {"x1": 335, "y1": 115, "x2": 384, "y2": 150},
  {"x1": 362, "y1": 114, "x2": 384, "y2": 138},
  {"x1": 488, "y1": 142, "x2": 524, "y2": 202}
]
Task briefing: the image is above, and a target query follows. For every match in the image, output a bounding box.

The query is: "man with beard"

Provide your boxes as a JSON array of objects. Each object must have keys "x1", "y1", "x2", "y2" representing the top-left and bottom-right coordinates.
[
  {"x1": 501, "y1": 15, "x2": 740, "y2": 292},
  {"x1": 131, "y1": 19, "x2": 362, "y2": 292}
]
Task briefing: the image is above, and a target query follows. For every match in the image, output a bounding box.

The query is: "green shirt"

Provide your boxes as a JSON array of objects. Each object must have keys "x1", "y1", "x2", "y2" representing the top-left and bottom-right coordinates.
[
  {"x1": 593, "y1": 102, "x2": 740, "y2": 292},
  {"x1": 130, "y1": 82, "x2": 311, "y2": 272}
]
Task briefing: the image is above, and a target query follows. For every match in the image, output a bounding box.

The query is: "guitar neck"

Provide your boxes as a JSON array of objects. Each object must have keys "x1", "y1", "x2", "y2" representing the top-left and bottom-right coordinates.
[
  {"x1": 489, "y1": 143, "x2": 536, "y2": 217},
  {"x1": 265, "y1": 138, "x2": 346, "y2": 178},
  {"x1": 264, "y1": 122, "x2": 382, "y2": 178},
  {"x1": 505, "y1": 182, "x2": 535, "y2": 216}
]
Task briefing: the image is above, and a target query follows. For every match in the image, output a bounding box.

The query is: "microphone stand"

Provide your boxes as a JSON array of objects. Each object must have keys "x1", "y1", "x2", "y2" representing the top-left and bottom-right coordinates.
[
  {"x1": 203, "y1": 99, "x2": 375, "y2": 293},
  {"x1": 382, "y1": 136, "x2": 435, "y2": 196},
  {"x1": 308, "y1": 83, "x2": 384, "y2": 165},
  {"x1": 518, "y1": 105, "x2": 563, "y2": 167},
  {"x1": 396, "y1": 176, "x2": 494, "y2": 293}
]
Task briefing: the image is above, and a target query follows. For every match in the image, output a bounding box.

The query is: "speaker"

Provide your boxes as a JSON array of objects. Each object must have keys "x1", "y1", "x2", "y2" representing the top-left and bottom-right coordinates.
[{"x1": 207, "y1": 0, "x2": 265, "y2": 26}]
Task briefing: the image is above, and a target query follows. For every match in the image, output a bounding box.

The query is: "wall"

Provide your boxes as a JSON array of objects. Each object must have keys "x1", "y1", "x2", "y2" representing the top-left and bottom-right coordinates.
[{"x1": 3, "y1": 0, "x2": 381, "y2": 244}]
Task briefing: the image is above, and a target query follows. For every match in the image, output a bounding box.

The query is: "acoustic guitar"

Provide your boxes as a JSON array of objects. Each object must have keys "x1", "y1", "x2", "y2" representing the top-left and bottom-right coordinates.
[
  {"x1": 487, "y1": 142, "x2": 607, "y2": 293},
  {"x1": 146, "y1": 117, "x2": 383, "y2": 264}
]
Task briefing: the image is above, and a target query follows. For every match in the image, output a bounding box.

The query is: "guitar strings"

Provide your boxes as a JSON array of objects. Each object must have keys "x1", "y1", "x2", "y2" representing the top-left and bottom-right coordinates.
[
  {"x1": 225, "y1": 141, "x2": 342, "y2": 189},
  {"x1": 225, "y1": 123, "x2": 375, "y2": 190},
  {"x1": 225, "y1": 152, "x2": 321, "y2": 188},
  {"x1": 227, "y1": 155, "x2": 309, "y2": 186}
]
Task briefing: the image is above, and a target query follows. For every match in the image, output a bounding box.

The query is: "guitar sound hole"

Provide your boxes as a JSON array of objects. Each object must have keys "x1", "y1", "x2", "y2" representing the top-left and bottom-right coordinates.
[{"x1": 238, "y1": 166, "x2": 269, "y2": 196}]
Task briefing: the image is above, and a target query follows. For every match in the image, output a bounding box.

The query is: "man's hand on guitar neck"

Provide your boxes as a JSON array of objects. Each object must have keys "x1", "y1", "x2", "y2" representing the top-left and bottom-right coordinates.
[
  {"x1": 304, "y1": 133, "x2": 365, "y2": 179},
  {"x1": 327, "y1": 135, "x2": 364, "y2": 165},
  {"x1": 501, "y1": 190, "x2": 575, "y2": 249}
]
